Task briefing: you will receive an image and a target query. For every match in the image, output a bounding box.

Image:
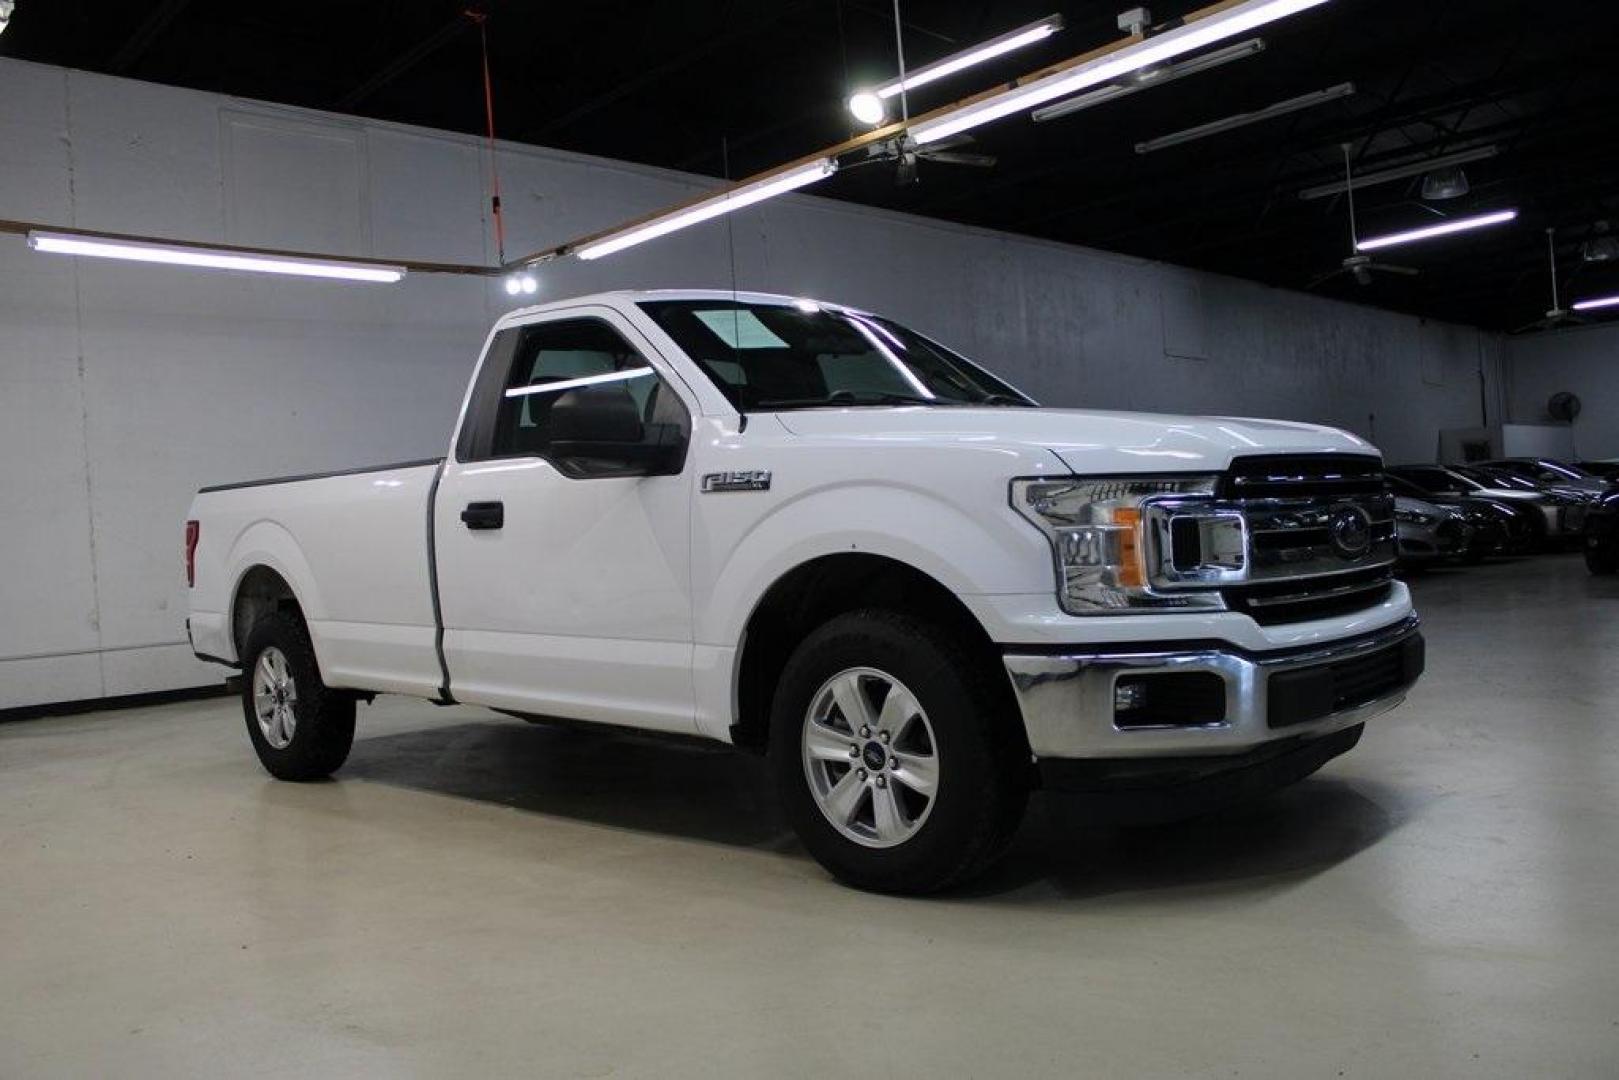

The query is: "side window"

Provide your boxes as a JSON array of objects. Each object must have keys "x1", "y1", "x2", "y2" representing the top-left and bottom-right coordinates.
[{"x1": 487, "y1": 318, "x2": 690, "y2": 476}]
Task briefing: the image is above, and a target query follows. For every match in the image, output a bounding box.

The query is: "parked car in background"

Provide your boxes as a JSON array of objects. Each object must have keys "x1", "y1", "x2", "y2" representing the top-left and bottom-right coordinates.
[
  {"x1": 1455, "y1": 465, "x2": 1592, "y2": 537},
  {"x1": 1575, "y1": 460, "x2": 1619, "y2": 482},
  {"x1": 1389, "y1": 464, "x2": 1566, "y2": 547},
  {"x1": 1480, "y1": 457, "x2": 1608, "y2": 498},
  {"x1": 1584, "y1": 488, "x2": 1619, "y2": 575},
  {"x1": 1394, "y1": 496, "x2": 1473, "y2": 565},
  {"x1": 1387, "y1": 475, "x2": 1533, "y2": 557}
]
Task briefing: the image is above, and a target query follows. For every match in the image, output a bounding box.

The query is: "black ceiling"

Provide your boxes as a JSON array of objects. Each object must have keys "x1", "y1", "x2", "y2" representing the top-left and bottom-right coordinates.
[{"x1": 5, "y1": 0, "x2": 1618, "y2": 331}]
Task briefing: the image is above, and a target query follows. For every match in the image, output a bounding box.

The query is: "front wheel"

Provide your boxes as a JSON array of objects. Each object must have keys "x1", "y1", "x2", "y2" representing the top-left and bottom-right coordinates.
[
  {"x1": 240, "y1": 611, "x2": 355, "y2": 780},
  {"x1": 769, "y1": 610, "x2": 1028, "y2": 894}
]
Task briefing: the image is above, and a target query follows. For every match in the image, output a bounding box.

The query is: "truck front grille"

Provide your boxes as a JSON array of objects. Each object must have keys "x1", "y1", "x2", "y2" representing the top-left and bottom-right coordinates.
[{"x1": 1218, "y1": 454, "x2": 1397, "y2": 625}]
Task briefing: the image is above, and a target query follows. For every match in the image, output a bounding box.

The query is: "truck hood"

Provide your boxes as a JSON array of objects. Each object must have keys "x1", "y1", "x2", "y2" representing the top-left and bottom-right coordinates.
[{"x1": 772, "y1": 406, "x2": 1375, "y2": 473}]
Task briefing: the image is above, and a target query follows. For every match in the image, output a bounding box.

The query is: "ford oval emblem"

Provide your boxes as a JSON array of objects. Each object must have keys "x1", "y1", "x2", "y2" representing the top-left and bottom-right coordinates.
[{"x1": 1328, "y1": 503, "x2": 1373, "y2": 560}]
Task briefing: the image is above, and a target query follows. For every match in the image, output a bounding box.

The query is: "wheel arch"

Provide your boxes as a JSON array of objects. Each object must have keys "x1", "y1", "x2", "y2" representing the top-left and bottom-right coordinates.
[
  {"x1": 230, "y1": 564, "x2": 308, "y2": 660},
  {"x1": 729, "y1": 552, "x2": 1013, "y2": 753}
]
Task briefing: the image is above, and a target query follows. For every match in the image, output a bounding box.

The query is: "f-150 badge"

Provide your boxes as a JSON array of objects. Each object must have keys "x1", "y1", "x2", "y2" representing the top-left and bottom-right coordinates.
[{"x1": 702, "y1": 470, "x2": 772, "y2": 493}]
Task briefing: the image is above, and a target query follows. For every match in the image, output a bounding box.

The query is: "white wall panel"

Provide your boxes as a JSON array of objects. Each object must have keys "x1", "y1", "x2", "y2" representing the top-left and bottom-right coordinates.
[
  {"x1": 64, "y1": 75, "x2": 224, "y2": 240},
  {"x1": 222, "y1": 109, "x2": 369, "y2": 254},
  {"x1": 0, "y1": 56, "x2": 1499, "y2": 710},
  {"x1": 1504, "y1": 324, "x2": 1619, "y2": 459}
]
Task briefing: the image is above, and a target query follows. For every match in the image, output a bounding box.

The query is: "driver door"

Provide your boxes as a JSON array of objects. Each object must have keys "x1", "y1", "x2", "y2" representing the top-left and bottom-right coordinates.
[{"x1": 434, "y1": 309, "x2": 697, "y2": 733}]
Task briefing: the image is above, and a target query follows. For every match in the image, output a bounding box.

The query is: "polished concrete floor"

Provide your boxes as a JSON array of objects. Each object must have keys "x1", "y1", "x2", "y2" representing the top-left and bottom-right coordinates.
[{"x1": 3, "y1": 554, "x2": 1617, "y2": 1078}]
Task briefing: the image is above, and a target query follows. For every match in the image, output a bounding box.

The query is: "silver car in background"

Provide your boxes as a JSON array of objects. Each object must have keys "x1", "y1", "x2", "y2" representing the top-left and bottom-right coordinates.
[
  {"x1": 1394, "y1": 496, "x2": 1473, "y2": 564},
  {"x1": 1390, "y1": 464, "x2": 1575, "y2": 544}
]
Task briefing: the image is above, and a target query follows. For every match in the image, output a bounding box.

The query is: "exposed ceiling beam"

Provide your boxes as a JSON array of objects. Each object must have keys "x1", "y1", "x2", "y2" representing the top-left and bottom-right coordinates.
[
  {"x1": 335, "y1": 11, "x2": 476, "y2": 111},
  {"x1": 528, "y1": 1, "x2": 818, "y2": 138},
  {"x1": 109, "y1": 0, "x2": 194, "y2": 74}
]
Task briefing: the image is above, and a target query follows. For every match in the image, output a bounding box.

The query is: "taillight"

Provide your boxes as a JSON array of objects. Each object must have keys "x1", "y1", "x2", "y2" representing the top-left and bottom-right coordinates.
[{"x1": 184, "y1": 520, "x2": 200, "y2": 587}]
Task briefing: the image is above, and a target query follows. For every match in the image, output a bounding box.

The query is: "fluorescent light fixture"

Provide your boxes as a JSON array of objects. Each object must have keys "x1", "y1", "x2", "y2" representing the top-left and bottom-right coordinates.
[
  {"x1": 1572, "y1": 295, "x2": 1619, "y2": 313},
  {"x1": 1136, "y1": 81, "x2": 1354, "y2": 153},
  {"x1": 872, "y1": 14, "x2": 1062, "y2": 103},
  {"x1": 27, "y1": 231, "x2": 404, "y2": 283},
  {"x1": 1299, "y1": 145, "x2": 1499, "y2": 200},
  {"x1": 911, "y1": 0, "x2": 1331, "y2": 146},
  {"x1": 1356, "y1": 209, "x2": 1518, "y2": 252},
  {"x1": 503, "y1": 367, "x2": 654, "y2": 399},
  {"x1": 573, "y1": 159, "x2": 837, "y2": 261},
  {"x1": 1031, "y1": 37, "x2": 1265, "y2": 122}
]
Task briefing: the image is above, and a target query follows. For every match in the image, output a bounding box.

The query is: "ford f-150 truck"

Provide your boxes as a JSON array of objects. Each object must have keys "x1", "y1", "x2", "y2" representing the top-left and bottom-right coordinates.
[{"x1": 186, "y1": 289, "x2": 1424, "y2": 893}]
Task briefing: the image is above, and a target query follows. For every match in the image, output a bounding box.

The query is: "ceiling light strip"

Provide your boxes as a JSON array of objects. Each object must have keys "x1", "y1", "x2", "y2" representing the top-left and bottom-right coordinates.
[
  {"x1": 874, "y1": 15, "x2": 1063, "y2": 100},
  {"x1": 27, "y1": 232, "x2": 406, "y2": 282},
  {"x1": 1571, "y1": 295, "x2": 1619, "y2": 313},
  {"x1": 572, "y1": 159, "x2": 838, "y2": 261},
  {"x1": 910, "y1": 0, "x2": 1333, "y2": 145},
  {"x1": 1030, "y1": 37, "x2": 1265, "y2": 123},
  {"x1": 1298, "y1": 145, "x2": 1499, "y2": 200},
  {"x1": 1355, "y1": 209, "x2": 1518, "y2": 252},
  {"x1": 1135, "y1": 81, "x2": 1354, "y2": 153},
  {"x1": 506, "y1": 0, "x2": 1330, "y2": 269}
]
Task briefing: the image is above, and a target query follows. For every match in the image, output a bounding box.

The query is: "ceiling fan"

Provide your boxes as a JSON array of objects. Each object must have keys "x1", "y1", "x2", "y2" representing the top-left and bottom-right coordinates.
[
  {"x1": 1309, "y1": 143, "x2": 1420, "y2": 288},
  {"x1": 1511, "y1": 227, "x2": 1588, "y2": 334},
  {"x1": 864, "y1": 133, "x2": 996, "y2": 186}
]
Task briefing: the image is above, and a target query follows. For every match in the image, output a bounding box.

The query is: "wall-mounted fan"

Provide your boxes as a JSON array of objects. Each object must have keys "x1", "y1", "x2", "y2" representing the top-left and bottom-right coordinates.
[
  {"x1": 1548, "y1": 391, "x2": 1582, "y2": 423},
  {"x1": 1309, "y1": 144, "x2": 1419, "y2": 288},
  {"x1": 1512, "y1": 228, "x2": 1588, "y2": 334}
]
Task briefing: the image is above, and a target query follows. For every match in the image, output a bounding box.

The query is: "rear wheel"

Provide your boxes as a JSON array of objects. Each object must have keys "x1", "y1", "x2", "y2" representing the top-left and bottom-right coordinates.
[
  {"x1": 769, "y1": 610, "x2": 1028, "y2": 894},
  {"x1": 240, "y1": 611, "x2": 355, "y2": 780}
]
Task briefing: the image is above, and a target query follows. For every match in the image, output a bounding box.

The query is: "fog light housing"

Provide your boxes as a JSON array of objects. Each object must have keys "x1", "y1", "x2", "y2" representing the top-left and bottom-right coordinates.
[{"x1": 1112, "y1": 672, "x2": 1228, "y2": 730}]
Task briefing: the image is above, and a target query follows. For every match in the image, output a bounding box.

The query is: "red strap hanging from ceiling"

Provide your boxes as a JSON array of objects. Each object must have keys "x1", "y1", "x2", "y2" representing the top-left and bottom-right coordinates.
[{"x1": 467, "y1": 9, "x2": 505, "y2": 264}]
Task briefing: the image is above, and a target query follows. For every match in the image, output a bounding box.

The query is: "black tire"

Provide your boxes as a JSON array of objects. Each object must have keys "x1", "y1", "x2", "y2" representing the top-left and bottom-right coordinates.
[
  {"x1": 239, "y1": 611, "x2": 355, "y2": 781},
  {"x1": 768, "y1": 609, "x2": 1028, "y2": 894},
  {"x1": 1586, "y1": 536, "x2": 1619, "y2": 575}
]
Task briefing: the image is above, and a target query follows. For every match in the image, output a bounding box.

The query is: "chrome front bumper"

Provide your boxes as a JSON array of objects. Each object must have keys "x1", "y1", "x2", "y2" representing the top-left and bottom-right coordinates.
[{"x1": 1003, "y1": 616, "x2": 1423, "y2": 760}]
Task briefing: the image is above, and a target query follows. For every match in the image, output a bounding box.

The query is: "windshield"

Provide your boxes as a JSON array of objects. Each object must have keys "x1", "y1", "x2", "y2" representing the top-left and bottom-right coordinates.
[
  {"x1": 1538, "y1": 460, "x2": 1590, "y2": 480},
  {"x1": 1394, "y1": 466, "x2": 1470, "y2": 495},
  {"x1": 1456, "y1": 466, "x2": 1539, "y2": 491},
  {"x1": 637, "y1": 299, "x2": 1033, "y2": 411}
]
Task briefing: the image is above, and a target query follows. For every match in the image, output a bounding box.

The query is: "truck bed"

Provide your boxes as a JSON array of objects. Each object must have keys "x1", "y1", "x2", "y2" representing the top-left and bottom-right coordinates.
[{"x1": 187, "y1": 459, "x2": 446, "y2": 697}]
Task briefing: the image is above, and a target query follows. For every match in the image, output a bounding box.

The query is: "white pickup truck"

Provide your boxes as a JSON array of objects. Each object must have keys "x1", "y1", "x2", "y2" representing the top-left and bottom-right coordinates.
[{"x1": 186, "y1": 289, "x2": 1424, "y2": 892}]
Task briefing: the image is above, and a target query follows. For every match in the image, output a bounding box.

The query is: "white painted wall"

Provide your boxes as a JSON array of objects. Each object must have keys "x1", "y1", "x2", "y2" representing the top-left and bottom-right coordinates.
[
  {"x1": 0, "y1": 57, "x2": 1500, "y2": 709},
  {"x1": 1503, "y1": 323, "x2": 1619, "y2": 460}
]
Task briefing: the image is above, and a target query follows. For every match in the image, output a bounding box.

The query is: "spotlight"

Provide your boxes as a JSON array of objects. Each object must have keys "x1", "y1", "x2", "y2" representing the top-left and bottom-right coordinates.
[
  {"x1": 848, "y1": 91, "x2": 886, "y2": 126},
  {"x1": 520, "y1": 274, "x2": 538, "y2": 295},
  {"x1": 504, "y1": 275, "x2": 522, "y2": 296}
]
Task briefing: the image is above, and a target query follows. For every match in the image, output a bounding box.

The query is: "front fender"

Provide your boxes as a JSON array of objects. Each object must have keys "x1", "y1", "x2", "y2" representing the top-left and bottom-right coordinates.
[{"x1": 697, "y1": 480, "x2": 1051, "y2": 649}]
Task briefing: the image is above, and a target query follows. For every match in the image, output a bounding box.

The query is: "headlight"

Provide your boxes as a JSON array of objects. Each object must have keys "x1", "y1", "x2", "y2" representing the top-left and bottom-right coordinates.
[
  {"x1": 1394, "y1": 507, "x2": 1437, "y2": 526},
  {"x1": 1011, "y1": 476, "x2": 1233, "y2": 614}
]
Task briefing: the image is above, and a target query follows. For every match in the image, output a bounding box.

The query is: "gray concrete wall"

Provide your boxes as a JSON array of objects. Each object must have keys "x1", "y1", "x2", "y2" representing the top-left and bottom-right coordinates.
[
  {"x1": 1503, "y1": 323, "x2": 1619, "y2": 460},
  {"x1": 0, "y1": 57, "x2": 1499, "y2": 709}
]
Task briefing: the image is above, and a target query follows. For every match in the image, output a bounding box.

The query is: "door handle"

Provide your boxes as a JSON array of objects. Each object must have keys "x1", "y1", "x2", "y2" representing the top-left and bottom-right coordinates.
[{"x1": 461, "y1": 501, "x2": 504, "y2": 530}]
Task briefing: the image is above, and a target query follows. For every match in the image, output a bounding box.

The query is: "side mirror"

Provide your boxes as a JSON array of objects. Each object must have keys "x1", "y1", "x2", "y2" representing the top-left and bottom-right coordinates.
[{"x1": 549, "y1": 384, "x2": 684, "y2": 476}]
